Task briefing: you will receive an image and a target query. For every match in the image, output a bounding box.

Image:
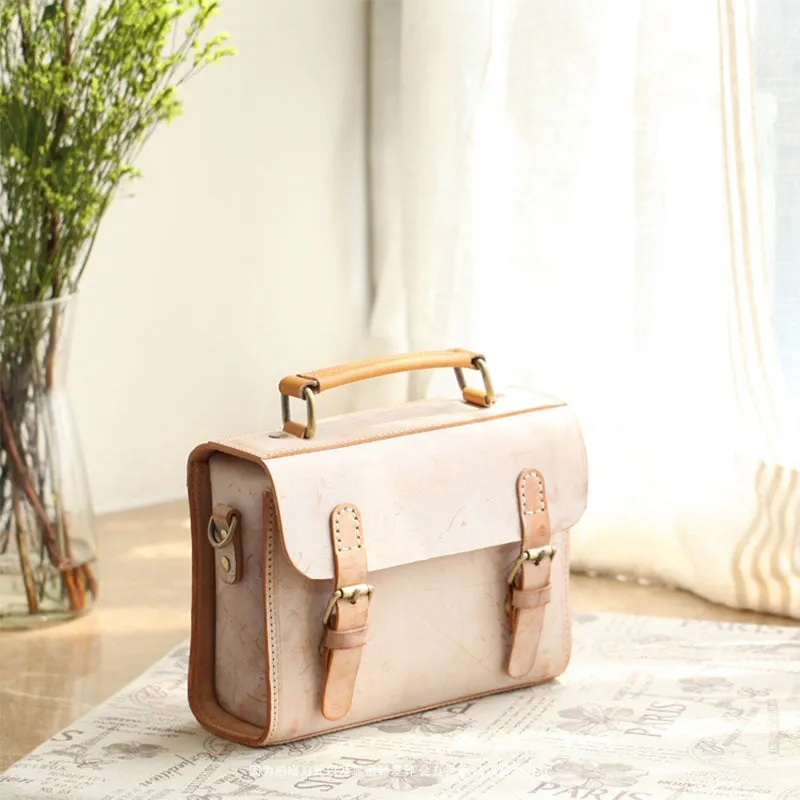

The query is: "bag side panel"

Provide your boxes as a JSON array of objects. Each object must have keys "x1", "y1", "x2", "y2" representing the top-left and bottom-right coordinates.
[
  {"x1": 208, "y1": 454, "x2": 270, "y2": 728},
  {"x1": 263, "y1": 525, "x2": 571, "y2": 743},
  {"x1": 187, "y1": 446, "x2": 271, "y2": 746}
]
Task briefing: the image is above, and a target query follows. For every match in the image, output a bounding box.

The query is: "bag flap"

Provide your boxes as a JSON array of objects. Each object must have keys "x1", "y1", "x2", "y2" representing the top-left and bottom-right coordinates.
[{"x1": 224, "y1": 388, "x2": 587, "y2": 581}]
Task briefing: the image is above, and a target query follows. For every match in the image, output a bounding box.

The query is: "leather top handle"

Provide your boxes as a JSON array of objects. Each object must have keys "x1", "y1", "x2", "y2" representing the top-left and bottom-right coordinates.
[{"x1": 278, "y1": 348, "x2": 496, "y2": 439}]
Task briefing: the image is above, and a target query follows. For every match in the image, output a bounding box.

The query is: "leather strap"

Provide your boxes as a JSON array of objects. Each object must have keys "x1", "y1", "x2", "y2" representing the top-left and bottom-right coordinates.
[
  {"x1": 506, "y1": 469, "x2": 554, "y2": 678},
  {"x1": 320, "y1": 504, "x2": 371, "y2": 721},
  {"x1": 279, "y1": 349, "x2": 483, "y2": 399}
]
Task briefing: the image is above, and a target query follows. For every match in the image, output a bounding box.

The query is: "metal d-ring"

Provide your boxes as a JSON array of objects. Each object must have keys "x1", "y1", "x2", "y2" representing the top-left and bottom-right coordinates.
[
  {"x1": 280, "y1": 385, "x2": 317, "y2": 439},
  {"x1": 207, "y1": 514, "x2": 238, "y2": 549},
  {"x1": 454, "y1": 356, "x2": 496, "y2": 406}
]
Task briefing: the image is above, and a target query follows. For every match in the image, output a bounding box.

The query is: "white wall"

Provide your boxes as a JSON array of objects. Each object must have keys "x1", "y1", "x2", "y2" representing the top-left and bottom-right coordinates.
[{"x1": 67, "y1": 1, "x2": 371, "y2": 513}]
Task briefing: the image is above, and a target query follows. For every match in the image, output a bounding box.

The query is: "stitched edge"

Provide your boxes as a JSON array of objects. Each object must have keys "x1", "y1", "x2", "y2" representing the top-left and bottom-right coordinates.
[
  {"x1": 520, "y1": 470, "x2": 546, "y2": 516},
  {"x1": 265, "y1": 493, "x2": 280, "y2": 740},
  {"x1": 334, "y1": 505, "x2": 362, "y2": 552}
]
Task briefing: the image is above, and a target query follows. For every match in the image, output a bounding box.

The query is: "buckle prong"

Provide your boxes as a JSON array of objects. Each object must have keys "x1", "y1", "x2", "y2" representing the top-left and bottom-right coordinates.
[{"x1": 506, "y1": 545, "x2": 556, "y2": 586}]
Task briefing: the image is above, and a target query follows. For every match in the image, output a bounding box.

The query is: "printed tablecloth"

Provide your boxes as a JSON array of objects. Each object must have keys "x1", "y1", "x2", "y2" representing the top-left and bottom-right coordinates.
[{"x1": 1, "y1": 613, "x2": 799, "y2": 799}]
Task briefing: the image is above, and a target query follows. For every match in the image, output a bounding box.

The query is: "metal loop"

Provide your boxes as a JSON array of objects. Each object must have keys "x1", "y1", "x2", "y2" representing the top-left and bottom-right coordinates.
[
  {"x1": 454, "y1": 356, "x2": 496, "y2": 406},
  {"x1": 207, "y1": 514, "x2": 238, "y2": 549},
  {"x1": 281, "y1": 385, "x2": 317, "y2": 439}
]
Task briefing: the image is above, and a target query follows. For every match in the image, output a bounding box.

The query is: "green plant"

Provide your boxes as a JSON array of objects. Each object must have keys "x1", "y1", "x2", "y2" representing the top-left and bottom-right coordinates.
[{"x1": 0, "y1": 0, "x2": 234, "y2": 619}]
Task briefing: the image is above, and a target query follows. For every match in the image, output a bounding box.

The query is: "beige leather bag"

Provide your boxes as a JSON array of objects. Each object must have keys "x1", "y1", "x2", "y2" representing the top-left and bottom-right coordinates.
[{"x1": 186, "y1": 349, "x2": 588, "y2": 746}]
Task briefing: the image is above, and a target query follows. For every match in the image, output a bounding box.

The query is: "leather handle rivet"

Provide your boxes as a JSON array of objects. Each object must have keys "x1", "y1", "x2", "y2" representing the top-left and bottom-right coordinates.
[{"x1": 220, "y1": 556, "x2": 231, "y2": 573}]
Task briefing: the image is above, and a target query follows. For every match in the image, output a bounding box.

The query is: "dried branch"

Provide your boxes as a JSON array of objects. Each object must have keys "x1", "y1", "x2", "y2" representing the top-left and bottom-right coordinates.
[{"x1": 12, "y1": 485, "x2": 38, "y2": 613}]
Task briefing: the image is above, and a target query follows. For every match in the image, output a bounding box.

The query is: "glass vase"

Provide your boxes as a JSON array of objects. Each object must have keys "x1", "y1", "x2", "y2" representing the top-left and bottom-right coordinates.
[{"x1": 0, "y1": 294, "x2": 98, "y2": 629}]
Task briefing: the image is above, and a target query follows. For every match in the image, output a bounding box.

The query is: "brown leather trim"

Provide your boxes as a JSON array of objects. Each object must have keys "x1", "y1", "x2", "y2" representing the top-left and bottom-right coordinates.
[{"x1": 278, "y1": 349, "x2": 482, "y2": 399}]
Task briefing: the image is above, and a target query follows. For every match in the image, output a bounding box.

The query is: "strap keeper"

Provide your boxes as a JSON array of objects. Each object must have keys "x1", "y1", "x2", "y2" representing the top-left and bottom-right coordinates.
[
  {"x1": 511, "y1": 584, "x2": 552, "y2": 610},
  {"x1": 323, "y1": 626, "x2": 369, "y2": 653}
]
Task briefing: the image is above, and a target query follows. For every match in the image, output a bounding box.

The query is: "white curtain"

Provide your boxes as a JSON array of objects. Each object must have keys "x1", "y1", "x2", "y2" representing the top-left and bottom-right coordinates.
[{"x1": 361, "y1": 0, "x2": 800, "y2": 618}]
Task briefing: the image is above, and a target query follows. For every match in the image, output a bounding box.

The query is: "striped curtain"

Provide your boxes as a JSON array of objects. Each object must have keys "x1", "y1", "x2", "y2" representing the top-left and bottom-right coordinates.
[
  {"x1": 363, "y1": 0, "x2": 800, "y2": 617},
  {"x1": 717, "y1": 0, "x2": 800, "y2": 616}
]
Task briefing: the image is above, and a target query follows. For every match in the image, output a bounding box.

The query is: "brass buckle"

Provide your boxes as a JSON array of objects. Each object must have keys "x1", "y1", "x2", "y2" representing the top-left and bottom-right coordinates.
[
  {"x1": 281, "y1": 385, "x2": 317, "y2": 439},
  {"x1": 207, "y1": 514, "x2": 238, "y2": 549},
  {"x1": 322, "y1": 583, "x2": 374, "y2": 625},
  {"x1": 506, "y1": 545, "x2": 557, "y2": 586},
  {"x1": 454, "y1": 356, "x2": 496, "y2": 406}
]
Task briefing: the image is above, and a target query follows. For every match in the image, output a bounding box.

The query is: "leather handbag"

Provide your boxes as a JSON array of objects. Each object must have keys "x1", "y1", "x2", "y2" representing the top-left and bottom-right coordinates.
[{"x1": 186, "y1": 349, "x2": 588, "y2": 746}]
